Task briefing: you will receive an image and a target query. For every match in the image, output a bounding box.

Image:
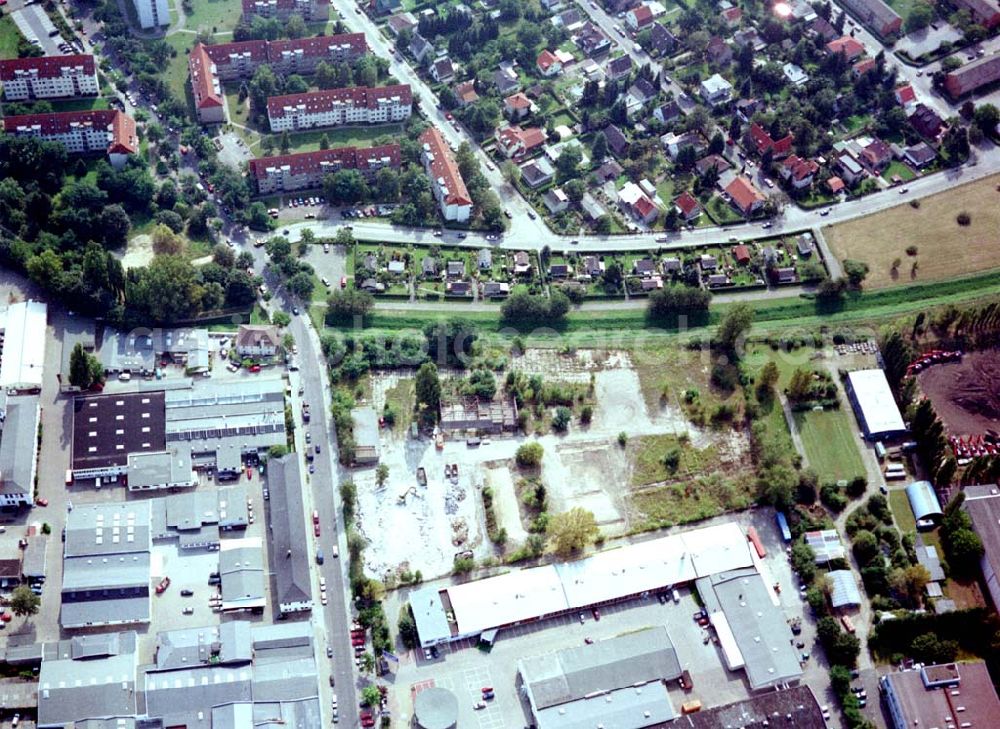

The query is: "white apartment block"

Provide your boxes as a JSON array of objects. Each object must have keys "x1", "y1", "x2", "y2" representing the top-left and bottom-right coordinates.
[
  {"x1": 0, "y1": 55, "x2": 99, "y2": 101},
  {"x1": 266, "y1": 85, "x2": 412, "y2": 133},
  {"x1": 132, "y1": 0, "x2": 170, "y2": 28}
]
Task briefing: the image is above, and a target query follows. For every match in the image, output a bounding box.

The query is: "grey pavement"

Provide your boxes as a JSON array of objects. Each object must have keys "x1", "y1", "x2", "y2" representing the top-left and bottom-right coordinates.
[{"x1": 9, "y1": 5, "x2": 66, "y2": 56}]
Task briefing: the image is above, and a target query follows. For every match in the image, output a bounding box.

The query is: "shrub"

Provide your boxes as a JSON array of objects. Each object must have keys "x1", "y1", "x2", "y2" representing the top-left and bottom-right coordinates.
[
  {"x1": 906, "y1": 245, "x2": 919, "y2": 256},
  {"x1": 956, "y1": 211, "x2": 971, "y2": 226},
  {"x1": 516, "y1": 441, "x2": 544, "y2": 467}
]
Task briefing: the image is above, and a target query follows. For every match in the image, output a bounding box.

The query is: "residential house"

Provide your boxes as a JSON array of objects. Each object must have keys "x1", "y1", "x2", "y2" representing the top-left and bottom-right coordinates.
[
  {"x1": 387, "y1": 260, "x2": 405, "y2": 276},
  {"x1": 725, "y1": 176, "x2": 766, "y2": 216},
  {"x1": 537, "y1": 49, "x2": 563, "y2": 76},
  {"x1": 2, "y1": 110, "x2": 137, "y2": 168},
  {"x1": 446, "y1": 260, "x2": 465, "y2": 278},
  {"x1": 706, "y1": 37, "x2": 733, "y2": 66},
  {"x1": 639, "y1": 276, "x2": 664, "y2": 291},
  {"x1": 649, "y1": 23, "x2": 677, "y2": 56},
  {"x1": 732, "y1": 244, "x2": 751, "y2": 264},
  {"x1": 700, "y1": 73, "x2": 733, "y2": 106},
  {"x1": 481, "y1": 282, "x2": 510, "y2": 298},
  {"x1": 661, "y1": 130, "x2": 705, "y2": 160},
  {"x1": 593, "y1": 161, "x2": 621, "y2": 183},
  {"x1": 674, "y1": 191, "x2": 702, "y2": 221},
  {"x1": 419, "y1": 126, "x2": 473, "y2": 222},
  {"x1": 695, "y1": 153, "x2": 730, "y2": 176},
  {"x1": 774, "y1": 267, "x2": 798, "y2": 284},
  {"x1": 545, "y1": 139, "x2": 589, "y2": 168},
  {"x1": 454, "y1": 79, "x2": 479, "y2": 106},
  {"x1": 852, "y1": 57, "x2": 877, "y2": 78},
  {"x1": 580, "y1": 192, "x2": 607, "y2": 222},
  {"x1": 700, "y1": 254, "x2": 718, "y2": 271},
  {"x1": 826, "y1": 175, "x2": 846, "y2": 194},
  {"x1": 0, "y1": 55, "x2": 100, "y2": 102},
  {"x1": 838, "y1": 0, "x2": 901, "y2": 37},
  {"x1": 835, "y1": 152, "x2": 865, "y2": 184},
  {"x1": 859, "y1": 138, "x2": 892, "y2": 174},
  {"x1": 422, "y1": 257, "x2": 438, "y2": 277},
  {"x1": 386, "y1": 11, "x2": 417, "y2": 36},
  {"x1": 496, "y1": 125, "x2": 546, "y2": 158},
  {"x1": 543, "y1": 187, "x2": 569, "y2": 214},
  {"x1": 904, "y1": 142, "x2": 936, "y2": 168},
  {"x1": 360, "y1": 278, "x2": 385, "y2": 293},
  {"x1": 733, "y1": 28, "x2": 765, "y2": 50},
  {"x1": 540, "y1": 0, "x2": 563, "y2": 9},
  {"x1": 603, "y1": 124, "x2": 629, "y2": 157},
  {"x1": 809, "y1": 16, "x2": 838, "y2": 41},
  {"x1": 796, "y1": 234, "x2": 815, "y2": 256},
  {"x1": 446, "y1": 281, "x2": 472, "y2": 297},
  {"x1": 909, "y1": 103, "x2": 944, "y2": 140},
  {"x1": 606, "y1": 55, "x2": 633, "y2": 82},
  {"x1": 494, "y1": 65, "x2": 520, "y2": 95},
  {"x1": 627, "y1": 77, "x2": 658, "y2": 108},
  {"x1": 736, "y1": 98, "x2": 760, "y2": 122},
  {"x1": 553, "y1": 8, "x2": 583, "y2": 30},
  {"x1": 520, "y1": 156, "x2": 555, "y2": 188},
  {"x1": 722, "y1": 5, "x2": 742, "y2": 25},
  {"x1": 780, "y1": 155, "x2": 819, "y2": 189},
  {"x1": 251, "y1": 145, "x2": 404, "y2": 194},
  {"x1": 374, "y1": 0, "x2": 402, "y2": 14},
  {"x1": 582, "y1": 255, "x2": 604, "y2": 277},
  {"x1": 409, "y1": 33, "x2": 434, "y2": 64},
  {"x1": 235, "y1": 325, "x2": 281, "y2": 357},
  {"x1": 549, "y1": 263, "x2": 572, "y2": 278},
  {"x1": 748, "y1": 122, "x2": 794, "y2": 158},
  {"x1": 574, "y1": 22, "x2": 611, "y2": 56},
  {"x1": 782, "y1": 62, "x2": 809, "y2": 86},
  {"x1": 266, "y1": 86, "x2": 412, "y2": 132},
  {"x1": 633, "y1": 258, "x2": 657, "y2": 278},
  {"x1": 477, "y1": 249, "x2": 493, "y2": 271},
  {"x1": 619, "y1": 181, "x2": 660, "y2": 224},
  {"x1": 826, "y1": 36, "x2": 865, "y2": 61},
  {"x1": 626, "y1": 3, "x2": 656, "y2": 30},
  {"x1": 511, "y1": 251, "x2": 532, "y2": 275},
  {"x1": 706, "y1": 273, "x2": 731, "y2": 288},
  {"x1": 653, "y1": 100, "x2": 681, "y2": 125},
  {"x1": 662, "y1": 257, "x2": 681, "y2": 274},
  {"x1": 504, "y1": 92, "x2": 534, "y2": 120},
  {"x1": 895, "y1": 84, "x2": 917, "y2": 108},
  {"x1": 430, "y1": 57, "x2": 455, "y2": 83}
]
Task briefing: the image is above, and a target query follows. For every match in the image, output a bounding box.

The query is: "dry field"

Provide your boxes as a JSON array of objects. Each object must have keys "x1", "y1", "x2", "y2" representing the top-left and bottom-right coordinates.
[{"x1": 823, "y1": 174, "x2": 1000, "y2": 289}]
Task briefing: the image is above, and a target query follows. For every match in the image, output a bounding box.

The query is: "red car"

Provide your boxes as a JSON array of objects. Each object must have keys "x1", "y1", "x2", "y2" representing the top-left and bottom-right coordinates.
[
  {"x1": 35, "y1": 497, "x2": 48, "y2": 507},
  {"x1": 360, "y1": 712, "x2": 375, "y2": 728},
  {"x1": 340, "y1": 276, "x2": 347, "y2": 289},
  {"x1": 592, "y1": 608, "x2": 601, "y2": 621},
  {"x1": 155, "y1": 576, "x2": 171, "y2": 594},
  {"x1": 314, "y1": 522, "x2": 321, "y2": 537},
  {"x1": 249, "y1": 364, "x2": 261, "y2": 373},
  {"x1": 1, "y1": 612, "x2": 12, "y2": 622}
]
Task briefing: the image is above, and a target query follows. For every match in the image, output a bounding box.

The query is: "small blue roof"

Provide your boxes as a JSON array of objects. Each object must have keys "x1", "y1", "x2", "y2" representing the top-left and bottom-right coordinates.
[{"x1": 906, "y1": 480, "x2": 943, "y2": 522}]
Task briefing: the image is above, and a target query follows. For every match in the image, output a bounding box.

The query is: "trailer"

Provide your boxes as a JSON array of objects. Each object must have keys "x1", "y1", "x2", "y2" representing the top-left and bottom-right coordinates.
[{"x1": 747, "y1": 527, "x2": 766, "y2": 558}]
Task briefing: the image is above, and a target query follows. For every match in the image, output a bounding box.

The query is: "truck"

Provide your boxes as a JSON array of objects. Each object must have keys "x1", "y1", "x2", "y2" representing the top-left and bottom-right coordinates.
[{"x1": 416, "y1": 467, "x2": 427, "y2": 487}]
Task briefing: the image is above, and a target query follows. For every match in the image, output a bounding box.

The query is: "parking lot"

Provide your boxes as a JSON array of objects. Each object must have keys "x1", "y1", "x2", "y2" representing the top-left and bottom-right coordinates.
[
  {"x1": 387, "y1": 509, "x2": 842, "y2": 728},
  {"x1": 9, "y1": 5, "x2": 66, "y2": 56}
]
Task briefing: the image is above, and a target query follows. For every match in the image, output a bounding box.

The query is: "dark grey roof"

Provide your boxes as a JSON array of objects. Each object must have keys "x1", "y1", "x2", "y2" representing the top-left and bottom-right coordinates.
[
  {"x1": 220, "y1": 542, "x2": 266, "y2": 605},
  {"x1": 72, "y1": 391, "x2": 167, "y2": 472},
  {"x1": 64, "y1": 502, "x2": 152, "y2": 558},
  {"x1": 267, "y1": 456, "x2": 312, "y2": 610},
  {"x1": 630, "y1": 77, "x2": 657, "y2": 101},
  {"x1": 518, "y1": 626, "x2": 681, "y2": 711},
  {"x1": 649, "y1": 22, "x2": 676, "y2": 53},
  {"x1": 676, "y1": 685, "x2": 826, "y2": 729},
  {"x1": 607, "y1": 55, "x2": 633, "y2": 76},
  {"x1": 603, "y1": 124, "x2": 628, "y2": 155}
]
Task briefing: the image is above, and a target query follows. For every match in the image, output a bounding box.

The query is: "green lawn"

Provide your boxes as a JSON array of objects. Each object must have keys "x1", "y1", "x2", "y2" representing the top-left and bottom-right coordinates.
[
  {"x1": 158, "y1": 34, "x2": 196, "y2": 106},
  {"x1": 889, "y1": 489, "x2": 916, "y2": 533},
  {"x1": 707, "y1": 196, "x2": 743, "y2": 224},
  {"x1": 49, "y1": 97, "x2": 111, "y2": 112},
  {"x1": 0, "y1": 15, "x2": 22, "y2": 58},
  {"x1": 270, "y1": 124, "x2": 404, "y2": 153},
  {"x1": 225, "y1": 86, "x2": 250, "y2": 126},
  {"x1": 794, "y1": 409, "x2": 865, "y2": 482},
  {"x1": 883, "y1": 160, "x2": 917, "y2": 183},
  {"x1": 183, "y1": 0, "x2": 244, "y2": 33}
]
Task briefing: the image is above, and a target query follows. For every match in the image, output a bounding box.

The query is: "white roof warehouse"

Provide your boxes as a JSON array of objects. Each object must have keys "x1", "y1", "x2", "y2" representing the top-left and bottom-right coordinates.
[
  {"x1": 845, "y1": 368, "x2": 906, "y2": 440},
  {"x1": 410, "y1": 522, "x2": 753, "y2": 645}
]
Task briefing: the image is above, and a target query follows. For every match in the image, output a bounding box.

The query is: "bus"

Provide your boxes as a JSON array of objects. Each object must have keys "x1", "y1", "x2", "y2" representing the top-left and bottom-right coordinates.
[{"x1": 775, "y1": 512, "x2": 792, "y2": 543}]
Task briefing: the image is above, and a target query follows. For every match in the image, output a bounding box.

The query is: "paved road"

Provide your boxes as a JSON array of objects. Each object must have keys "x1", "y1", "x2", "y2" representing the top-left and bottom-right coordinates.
[
  {"x1": 327, "y1": 0, "x2": 547, "y2": 242},
  {"x1": 284, "y1": 144, "x2": 1000, "y2": 259},
  {"x1": 242, "y1": 237, "x2": 360, "y2": 728}
]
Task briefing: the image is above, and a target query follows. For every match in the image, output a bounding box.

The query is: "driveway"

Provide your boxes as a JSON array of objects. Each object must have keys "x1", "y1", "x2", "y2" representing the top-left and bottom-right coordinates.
[{"x1": 896, "y1": 24, "x2": 963, "y2": 59}]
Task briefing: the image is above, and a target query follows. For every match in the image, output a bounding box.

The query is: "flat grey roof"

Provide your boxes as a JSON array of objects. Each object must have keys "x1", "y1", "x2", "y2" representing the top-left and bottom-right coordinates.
[
  {"x1": 519, "y1": 626, "x2": 681, "y2": 711},
  {"x1": 351, "y1": 406, "x2": 379, "y2": 449},
  {"x1": 64, "y1": 502, "x2": 151, "y2": 558},
  {"x1": 60, "y1": 592, "x2": 150, "y2": 628},
  {"x1": 0, "y1": 395, "x2": 39, "y2": 498},
  {"x1": 535, "y1": 682, "x2": 674, "y2": 729},
  {"x1": 697, "y1": 568, "x2": 803, "y2": 690},
  {"x1": 409, "y1": 585, "x2": 452, "y2": 645},
  {"x1": 127, "y1": 446, "x2": 194, "y2": 489},
  {"x1": 220, "y1": 541, "x2": 266, "y2": 606}
]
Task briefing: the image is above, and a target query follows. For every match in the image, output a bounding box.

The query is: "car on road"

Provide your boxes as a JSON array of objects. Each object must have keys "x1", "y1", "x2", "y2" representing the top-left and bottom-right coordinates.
[
  {"x1": 182, "y1": 607, "x2": 194, "y2": 615},
  {"x1": 527, "y1": 210, "x2": 536, "y2": 219},
  {"x1": 820, "y1": 209, "x2": 830, "y2": 216},
  {"x1": 180, "y1": 589, "x2": 194, "y2": 597},
  {"x1": 315, "y1": 444, "x2": 321, "y2": 453},
  {"x1": 292, "y1": 307, "x2": 300, "y2": 315},
  {"x1": 326, "y1": 646, "x2": 333, "y2": 657},
  {"x1": 899, "y1": 187, "x2": 909, "y2": 194},
  {"x1": 156, "y1": 577, "x2": 171, "y2": 594},
  {"x1": 324, "y1": 243, "x2": 330, "y2": 253},
  {"x1": 504, "y1": 209, "x2": 513, "y2": 219},
  {"x1": 309, "y1": 463, "x2": 316, "y2": 474},
  {"x1": 332, "y1": 545, "x2": 339, "y2": 558},
  {"x1": 312, "y1": 510, "x2": 319, "y2": 524},
  {"x1": 35, "y1": 497, "x2": 48, "y2": 507}
]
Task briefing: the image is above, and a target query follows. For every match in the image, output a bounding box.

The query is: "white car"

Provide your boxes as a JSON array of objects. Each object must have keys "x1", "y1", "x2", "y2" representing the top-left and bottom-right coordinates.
[{"x1": 319, "y1": 577, "x2": 326, "y2": 589}]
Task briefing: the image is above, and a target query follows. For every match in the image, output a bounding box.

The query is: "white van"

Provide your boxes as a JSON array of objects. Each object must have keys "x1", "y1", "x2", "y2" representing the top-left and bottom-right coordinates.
[{"x1": 118, "y1": 372, "x2": 132, "y2": 381}]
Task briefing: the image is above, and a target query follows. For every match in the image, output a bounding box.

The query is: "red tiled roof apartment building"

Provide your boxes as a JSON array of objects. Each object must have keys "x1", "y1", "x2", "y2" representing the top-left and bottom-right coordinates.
[
  {"x1": 266, "y1": 85, "x2": 412, "y2": 132},
  {"x1": 188, "y1": 36, "x2": 368, "y2": 122},
  {"x1": 2, "y1": 110, "x2": 137, "y2": 167},
  {"x1": 241, "y1": 0, "x2": 329, "y2": 21},
  {"x1": 0, "y1": 55, "x2": 99, "y2": 101},
  {"x1": 419, "y1": 127, "x2": 472, "y2": 223},
  {"x1": 247, "y1": 144, "x2": 401, "y2": 194}
]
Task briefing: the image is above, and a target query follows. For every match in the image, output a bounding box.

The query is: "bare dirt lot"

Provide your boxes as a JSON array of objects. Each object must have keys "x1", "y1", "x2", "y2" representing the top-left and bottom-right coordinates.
[
  {"x1": 918, "y1": 348, "x2": 1000, "y2": 434},
  {"x1": 824, "y1": 174, "x2": 1000, "y2": 289},
  {"x1": 355, "y1": 350, "x2": 752, "y2": 580}
]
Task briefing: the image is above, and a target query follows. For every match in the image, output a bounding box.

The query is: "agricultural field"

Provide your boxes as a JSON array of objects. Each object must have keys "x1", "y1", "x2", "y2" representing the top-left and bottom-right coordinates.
[
  {"x1": 824, "y1": 174, "x2": 1000, "y2": 289},
  {"x1": 793, "y1": 409, "x2": 865, "y2": 482},
  {"x1": 917, "y1": 348, "x2": 1000, "y2": 435}
]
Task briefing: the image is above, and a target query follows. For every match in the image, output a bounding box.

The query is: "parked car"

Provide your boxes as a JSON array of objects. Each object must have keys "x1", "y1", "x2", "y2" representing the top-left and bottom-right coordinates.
[{"x1": 156, "y1": 576, "x2": 171, "y2": 594}]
